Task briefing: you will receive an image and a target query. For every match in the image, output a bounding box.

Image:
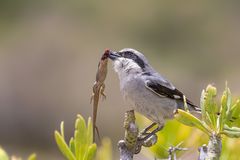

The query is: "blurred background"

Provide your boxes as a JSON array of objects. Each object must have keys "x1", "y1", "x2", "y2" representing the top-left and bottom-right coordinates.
[{"x1": 0, "y1": 0, "x2": 240, "y2": 159}]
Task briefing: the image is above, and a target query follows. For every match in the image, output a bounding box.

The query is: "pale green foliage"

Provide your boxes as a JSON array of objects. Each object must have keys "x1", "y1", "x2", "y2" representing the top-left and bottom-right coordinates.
[
  {"x1": 145, "y1": 84, "x2": 240, "y2": 159},
  {"x1": 0, "y1": 147, "x2": 9, "y2": 160},
  {"x1": 174, "y1": 108, "x2": 211, "y2": 135},
  {"x1": 136, "y1": 113, "x2": 207, "y2": 158},
  {"x1": 0, "y1": 147, "x2": 36, "y2": 160},
  {"x1": 54, "y1": 115, "x2": 97, "y2": 160},
  {"x1": 95, "y1": 138, "x2": 112, "y2": 160},
  {"x1": 221, "y1": 137, "x2": 240, "y2": 159},
  {"x1": 150, "y1": 120, "x2": 204, "y2": 158},
  {"x1": 175, "y1": 84, "x2": 240, "y2": 137},
  {"x1": 27, "y1": 153, "x2": 37, "y2": 160}
]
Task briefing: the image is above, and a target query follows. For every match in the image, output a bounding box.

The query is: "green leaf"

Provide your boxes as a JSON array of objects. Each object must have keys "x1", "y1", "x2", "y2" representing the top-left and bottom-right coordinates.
[
  {"x1": 27, "y1": 153, "x2": 37, "y2": 160},
  {"x1": 60, "y1": 121, "x2": 65, "y2": 140},
  {"x1": 224, "y1": 125, "x2": 240, "y2": 132},
  {"x1": 87, "y1": 117, "x2": 93, "y2": 146},
  {"x1": 69, "y1": 137, "x2": 75, "y2": 155},
  {"x1": 74, "y1": 130, "x2": 81, "y2": 159},
  {"x1": 226, "y1": 89, "x2": 232, "y2": 113},
  {"x1": 205, "y1": 85, "x2": 218, "y2": 130},
  {"x1": 74, "y1": 118, "x2": 80, "y2": 158},
  {"x1": 222, "y1": 130, "x2": 240, "y2": 138},
  {"x1": 227, "y1": 99, "x2": 240, "y2": 127},
  {"x1": 83, "y1": 144, "x2": 97, "y2": 160},
  {"x1": 75, "y1": 114, "x2": 87, "y2": 160},
  {"x1": 174, "y1": 109, "x2": 211, "y2": 135},
  {"x1": 0, "y1": 147, "x2": 9, "y2": 160},
  {"x1": 200, "y1": 89, "x2": 207, "y2": 121},
  {"x1": 55, "y1": 131, "x2": 76, "y2": 160},
  {"x1": 223, "y1": 124, "x2": 240, "y2": 138},
  {"x1": 218, "y1": 86, "x2": 231, "y2": 132},
  {"x1": 231, "y1": 99, "x2": 240, "y2": 119}
]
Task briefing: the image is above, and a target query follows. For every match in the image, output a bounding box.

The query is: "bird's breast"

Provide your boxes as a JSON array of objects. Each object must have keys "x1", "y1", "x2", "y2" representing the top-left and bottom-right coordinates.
[{"x1": 120, "y1": 76, "x2": 177, "y2": 124}]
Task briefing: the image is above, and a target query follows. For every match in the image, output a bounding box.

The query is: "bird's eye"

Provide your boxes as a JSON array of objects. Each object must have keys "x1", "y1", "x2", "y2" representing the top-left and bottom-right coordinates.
[
  {"x1": 120, "y1": 51, "x2": 134, "y2": 59},
  {"x1": 119, "y1": 50, "x2": 145, "y2": 68},
  {"x1": 118, "y1": 52, "x2": 124, "y2": 57}
]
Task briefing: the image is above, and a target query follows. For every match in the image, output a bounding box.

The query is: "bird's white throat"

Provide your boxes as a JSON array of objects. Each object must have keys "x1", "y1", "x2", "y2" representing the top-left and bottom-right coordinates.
[{"x1": 113, "y1": 58, "x2": 142, "y2": 76}]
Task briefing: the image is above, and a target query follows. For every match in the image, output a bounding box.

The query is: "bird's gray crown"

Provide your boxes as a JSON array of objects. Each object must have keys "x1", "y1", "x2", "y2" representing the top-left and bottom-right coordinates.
[{"x1": 117, "y1": 48, "x2": 148, "y2": 69}]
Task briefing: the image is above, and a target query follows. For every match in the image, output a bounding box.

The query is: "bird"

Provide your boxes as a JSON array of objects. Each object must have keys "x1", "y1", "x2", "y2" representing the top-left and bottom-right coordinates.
[{"x1": 108, "y1": 48, "x2": 201, "y2": 140}]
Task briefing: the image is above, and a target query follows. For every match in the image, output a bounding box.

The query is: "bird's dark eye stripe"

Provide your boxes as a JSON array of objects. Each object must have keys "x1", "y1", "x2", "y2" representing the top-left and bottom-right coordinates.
[{"x1": 119, "y1": 51, "x2": 145, "y2": 69}]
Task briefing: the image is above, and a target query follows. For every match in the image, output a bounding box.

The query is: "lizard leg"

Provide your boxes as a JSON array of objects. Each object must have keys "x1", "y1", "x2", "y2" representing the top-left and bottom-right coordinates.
[
  {"x1": 94, "y1": 125, "x2": 101, "y2": 141},
  {"x1": 100, "y1": 84, "x2": 106, "y2": 100},
  {"x1": 90, "y1": 84, "x2": 98, "y2": 104},
  {"x1": 90, "y1": 93, "x2": 95, "y2": 104}
]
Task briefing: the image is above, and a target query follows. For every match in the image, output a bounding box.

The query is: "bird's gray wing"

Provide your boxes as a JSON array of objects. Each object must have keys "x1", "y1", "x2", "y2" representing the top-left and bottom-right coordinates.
[{"x1": 144, "y1": 76, "x2": 200, "y2": 111}]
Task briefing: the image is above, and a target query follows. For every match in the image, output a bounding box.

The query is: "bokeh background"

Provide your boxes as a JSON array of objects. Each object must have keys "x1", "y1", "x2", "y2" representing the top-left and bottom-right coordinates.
[{"x1": 0, "y1": 0, "x2": 240, "y2": 159}]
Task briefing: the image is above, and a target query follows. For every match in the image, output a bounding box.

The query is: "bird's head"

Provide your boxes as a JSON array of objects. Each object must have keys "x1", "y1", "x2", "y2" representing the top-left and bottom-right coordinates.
[{"x1": 108, "y1": 48, "x2": 150, "y2": 76}]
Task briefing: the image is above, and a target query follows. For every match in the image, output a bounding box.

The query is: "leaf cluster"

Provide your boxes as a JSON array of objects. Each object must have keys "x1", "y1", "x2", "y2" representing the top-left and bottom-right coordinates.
[
  {"x1": 175, "y1": 84, "x2": 240, "y2": 138},
  {"x1": 0, "y1": 147, "x2": 36, "y2": 160},
  {"x1": 54, "y1": 115, "x2": 97, "y2": 160}
]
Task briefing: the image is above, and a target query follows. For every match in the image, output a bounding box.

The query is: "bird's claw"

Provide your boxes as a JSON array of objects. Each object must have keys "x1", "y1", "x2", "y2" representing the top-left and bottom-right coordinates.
[
  {"x1": 134, "y1": 132, "x2": 158, "y2": 153},
  {"x1": 138, "y1": 124, "x2": 163, "y2": 142},
  {"x1": 134, "y1": 143, "x2": 142, "y2": 154},
  {"x1": 140, "y1": 122, "x2": 157, "y2": 135}
]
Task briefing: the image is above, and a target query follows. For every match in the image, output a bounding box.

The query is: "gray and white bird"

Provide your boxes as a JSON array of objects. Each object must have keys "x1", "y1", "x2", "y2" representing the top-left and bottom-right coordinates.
[{"x1": 108, "y1": 48, "x2": 201, "y2": 137}]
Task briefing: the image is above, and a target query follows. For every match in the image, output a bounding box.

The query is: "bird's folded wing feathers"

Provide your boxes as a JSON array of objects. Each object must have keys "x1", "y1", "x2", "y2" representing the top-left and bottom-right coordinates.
[{"x1": 144, "y1": 76, "x2": 200, "y2": 111}]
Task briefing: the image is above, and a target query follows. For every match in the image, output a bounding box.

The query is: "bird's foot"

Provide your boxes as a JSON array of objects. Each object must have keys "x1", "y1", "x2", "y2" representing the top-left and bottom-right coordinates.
[
  {"x1": 134, "y1": 131, "x2": 158, "y2": 154},
  {"x1": 138, "y1": 125, "x2": 162, "y2": 142},
  {"x1": 140, "y1": 122, "x2": 157, "y2": 135},
  {"x1": 134, "y1": 124, "x2": 162, "y2": 153}
]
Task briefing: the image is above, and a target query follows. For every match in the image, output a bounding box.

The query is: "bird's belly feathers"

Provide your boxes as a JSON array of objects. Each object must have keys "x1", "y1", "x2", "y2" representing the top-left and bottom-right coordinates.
[{"x1": 121, "y1": 77, "x2": 177, "y2": 124}]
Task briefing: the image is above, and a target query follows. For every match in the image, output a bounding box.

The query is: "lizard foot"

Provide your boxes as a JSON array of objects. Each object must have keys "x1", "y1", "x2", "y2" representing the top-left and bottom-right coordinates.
[
  {"x1": 90, "y1": 93, "x2": 95, "y2": 104},
  {"x1": 100, "y1": 92, "x2": 106, "y2": 101}
]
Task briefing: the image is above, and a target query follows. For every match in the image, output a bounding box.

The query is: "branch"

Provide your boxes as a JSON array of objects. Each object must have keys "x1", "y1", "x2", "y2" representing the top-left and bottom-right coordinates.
[
  {"x1": 118, "y1": 110, "x2": 138, "y2": 160},
  {"x1": 167, "y1": 142, "x2": 188, "y2": 160},
  {"x1": 198, "y1": 144, "x2": 208, "y2": 160},
  {"x1": 198, "y1": 133, "x2": 222, "y2": 160},
  {"x1": 207, "y1": 134, "x2": 222, "y2": 160},
  {"x1": 118, "y1": 110, "x2": 157, "y2": 160}
]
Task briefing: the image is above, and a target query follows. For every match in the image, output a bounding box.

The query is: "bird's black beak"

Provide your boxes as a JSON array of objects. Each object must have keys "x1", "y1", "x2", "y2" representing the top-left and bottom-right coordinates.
[{"x1": 108, "y1": 51, "x2": 121, "y2": 60}]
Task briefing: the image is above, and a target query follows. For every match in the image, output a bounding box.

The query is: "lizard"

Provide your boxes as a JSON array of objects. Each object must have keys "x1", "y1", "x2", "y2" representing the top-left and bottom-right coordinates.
[{"x1": 90, "y1": 49, "x2": 109, "y2": 142}]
